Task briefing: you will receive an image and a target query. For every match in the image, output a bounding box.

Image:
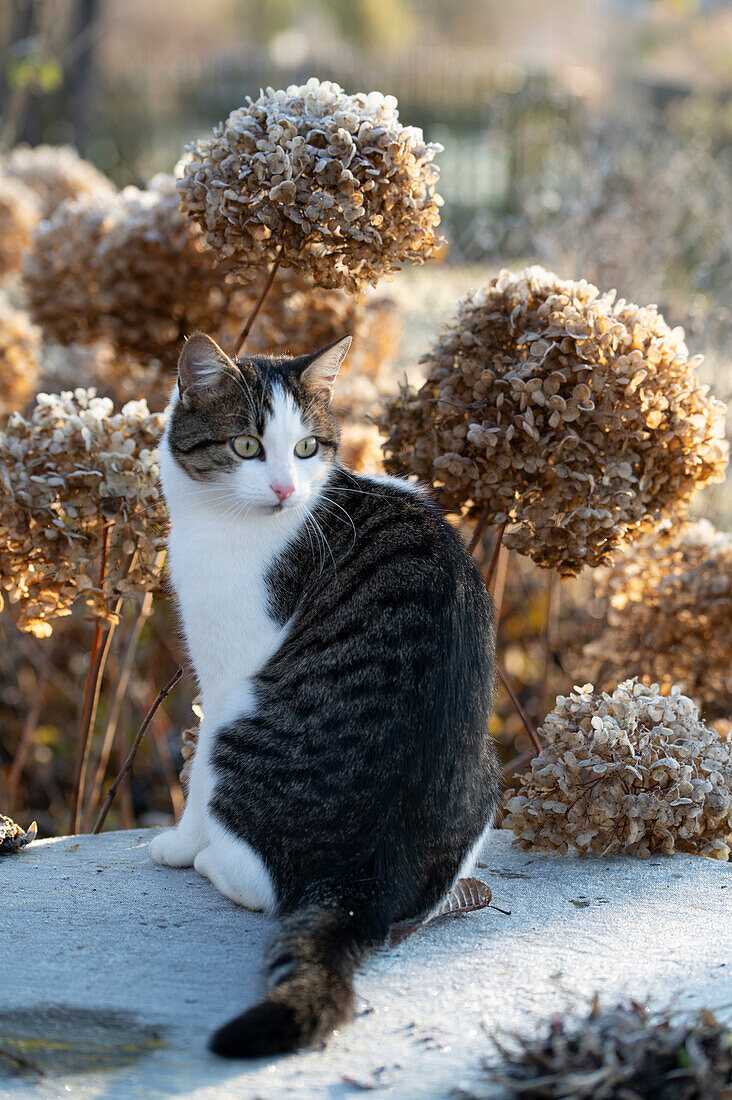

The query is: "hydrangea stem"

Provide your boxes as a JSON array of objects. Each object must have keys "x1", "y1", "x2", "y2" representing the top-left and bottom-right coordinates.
[
  {"x1": 83, "y1": 590, "x2": 154, "y2": 831},
  {"x1": 233, "y1": 248, "x2": 282, "y2": 356},
  {"x1": 496, "y1": 664, "x2": 543, "y2": 754},
  {"x1": 69, "y1": 523, "x2": 112, "y2": 835},
  {"x1": 536, "y1": 570, "x2": 560, "y2": 724},
  {"x1": 468, "y1": 517, "x2": 543, "y2": 759},
  {"x1": 93, "y1": 666, "x2": 183, "y2": 835}
]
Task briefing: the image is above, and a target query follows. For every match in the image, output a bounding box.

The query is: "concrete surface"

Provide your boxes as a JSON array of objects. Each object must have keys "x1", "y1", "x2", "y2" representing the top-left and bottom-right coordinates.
[{"x1": 1, "y1": 828, "x2": 730, "y2": 1099}]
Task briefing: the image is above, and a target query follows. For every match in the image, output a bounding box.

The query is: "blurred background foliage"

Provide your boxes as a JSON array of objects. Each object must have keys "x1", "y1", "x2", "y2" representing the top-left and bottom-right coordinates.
[{"x1": 1, "y1": 0, "x2": 731, "y2": 836}]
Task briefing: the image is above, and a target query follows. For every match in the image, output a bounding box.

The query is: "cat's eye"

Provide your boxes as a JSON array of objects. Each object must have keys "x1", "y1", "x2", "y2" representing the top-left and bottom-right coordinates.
[
  {"x1": 294, "y1": 437, "x2": 318, "y2": 459},
  {"x1": 231, "y1": 434, "x2": 262, "y2": 459}
]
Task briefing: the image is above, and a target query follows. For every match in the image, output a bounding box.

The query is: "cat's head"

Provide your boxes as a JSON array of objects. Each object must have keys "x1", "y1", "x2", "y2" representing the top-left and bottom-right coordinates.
[{"x1": 164, "y1": 332, "x2": 351, "y2": 514}]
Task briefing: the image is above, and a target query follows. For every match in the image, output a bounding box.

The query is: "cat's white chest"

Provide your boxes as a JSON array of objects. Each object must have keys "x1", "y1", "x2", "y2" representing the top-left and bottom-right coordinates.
[
  {"x1": 160, "y1": 454, "x2": 301, "y2": 726},
  {"x1": 171, "y1": 527, "x2": 281, "y2": 722}
]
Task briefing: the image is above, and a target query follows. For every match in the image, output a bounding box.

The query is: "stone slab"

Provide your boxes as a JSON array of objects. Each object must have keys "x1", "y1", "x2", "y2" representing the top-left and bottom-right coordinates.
[{"x1": 1, "y1": 828, "x2": 730, "y2": 1098}]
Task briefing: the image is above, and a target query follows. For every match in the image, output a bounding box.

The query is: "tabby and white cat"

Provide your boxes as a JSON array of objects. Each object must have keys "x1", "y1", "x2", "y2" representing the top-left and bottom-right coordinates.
[{"x1": 150, "y1": 332, "x2": 499, "y2": 1058}]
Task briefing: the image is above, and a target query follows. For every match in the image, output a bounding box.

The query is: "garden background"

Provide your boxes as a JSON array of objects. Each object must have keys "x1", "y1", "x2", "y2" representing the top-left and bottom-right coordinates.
[{"x1": 1, "y1": 0, "x2": 731, "y2": 840}]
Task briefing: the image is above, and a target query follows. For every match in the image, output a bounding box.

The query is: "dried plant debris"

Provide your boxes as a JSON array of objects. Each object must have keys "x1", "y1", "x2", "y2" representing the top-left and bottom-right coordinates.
[
  {"x1": 0, "y1": 175, "x2": 41, "y2": 277},
  {"x1": 178, "y1": 78, "x2": 443, "y2": 293},
  {"x1": 1, "y1": 143, "x2": 114, "y2": 218},
  {"x1": 24, "y1": 176, "x2": 242, "y2": 365},
  {"x1": 504, "y1": 679, "x2": 732, "y2": 860},
  {"x1": 379, "y1": 266, "x2": 728, "y2": 576},
  {"x1": 459, "y1": 1002, "x2": 732, "y2": 1100},
  {"x1": 0, "y1": 293, "x2": 41, "y2": 415},
  {"x1": 581, "y1": 520, "x2": 732, "y2": 716},
  {"x1": 0, "y1": 388, "x2": 167, "y2": 637},
  {"x1": 389, "y1": 878, "x2": 493, "y2": 945},
  {"x1": 0, "y1": 815, "x2": 37, "y2": 855}
]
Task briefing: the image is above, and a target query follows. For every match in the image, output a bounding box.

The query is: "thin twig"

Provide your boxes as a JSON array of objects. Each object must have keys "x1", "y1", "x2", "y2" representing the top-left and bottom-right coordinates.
[
  {"x1": 491, "y1": 544, "x2": 509, "y2": 620},
  {"x1": 496, "y1": 663, "x2": 543, "y2": 754},
  {"x1": 234, "y1": 249, "x2": 282, "y2": 356},
  {"x1": 536, "y1": 569, "x2": 561, "y2": 723},
  {"x1": 467, "y1": 505, "x2": 492, "y2": 554},
  {"x1": 93, "y1": 667, "x2": 183, "y2": 834},
  {"x1": 84, "y1": 591, "x2": 154, "y2": 830},
  {"x1": 151, "y1": 719, "x2": 185, "y2": 821},
  {"x1": 484, "y1": 520, "x2": 508, "y2": 588},
  {"x1": 69, "y1": 524, "x2": 111, "y2": 834}
]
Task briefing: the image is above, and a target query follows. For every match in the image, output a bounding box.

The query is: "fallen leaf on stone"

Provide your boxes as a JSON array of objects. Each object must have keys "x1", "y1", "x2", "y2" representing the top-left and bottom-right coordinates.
[{"x1": 388, "y1": 877, "x2": 492, "y2": 945}]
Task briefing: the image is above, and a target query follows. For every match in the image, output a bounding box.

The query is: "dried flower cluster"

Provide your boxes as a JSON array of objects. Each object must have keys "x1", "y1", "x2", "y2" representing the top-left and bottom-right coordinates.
[
  {"x1": 505, "y1": 679, "x2": 732, "y2": 859},
  {"x1": 581, "y1": 520, "x2": 732, "y2": 716},
  {"x1": 0, "y1": 293, "x2": 41, "y2": 415},
  {"x1": 0, "y1": 175, "x2": 41, "y2": 276},
  {"x1": 178, "y1": 78, "x2": 443, "y2": 293},
  {"x1": 24, "y1": 176, "x2": 239, "y2": 365},
  {"x1": 0, "y1": 389, "x2": 167, "y2": 637},
  {"x1": 2, "y1": 143, "x2": 114, "y2": 218},
  {"x1": 379, "y1": 267, "x2": 728, "y2": 576},
  {"x1": 463, "y1": 1001, "x2": 732, "y2": 1100},
  {"x1": 0, "y1": 815, "x2": 37, "y2": 855}
]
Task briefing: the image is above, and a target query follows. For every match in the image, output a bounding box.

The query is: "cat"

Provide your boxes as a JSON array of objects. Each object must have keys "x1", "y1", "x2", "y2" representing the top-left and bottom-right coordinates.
[{"x1": 150, "y1": 331, "x2": 500, "y2": 1058}]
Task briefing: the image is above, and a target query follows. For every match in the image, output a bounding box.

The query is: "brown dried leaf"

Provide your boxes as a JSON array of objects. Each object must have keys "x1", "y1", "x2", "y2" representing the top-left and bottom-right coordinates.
[{"x1": 388, "y1": 877, "x2": 492, "y2": 945}]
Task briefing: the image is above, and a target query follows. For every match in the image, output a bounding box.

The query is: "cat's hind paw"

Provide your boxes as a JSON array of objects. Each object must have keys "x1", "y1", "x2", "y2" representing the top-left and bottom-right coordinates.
[{"x1": 149, "y1": 828, "x2": 203, "y2": 868}]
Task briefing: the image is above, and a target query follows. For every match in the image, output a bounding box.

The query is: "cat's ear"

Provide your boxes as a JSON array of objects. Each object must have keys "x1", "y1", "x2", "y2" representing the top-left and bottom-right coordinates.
[
  {"x1": 300, "y1": 335, "x2": 352, "y2": 403},
  {"x1": 177, "y1": 333, "x2": 234, "y2": 402}
]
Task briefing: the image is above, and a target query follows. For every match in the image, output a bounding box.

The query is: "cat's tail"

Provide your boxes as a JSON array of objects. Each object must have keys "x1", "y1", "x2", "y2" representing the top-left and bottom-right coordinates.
[{"x1": 209, "y1": 894, "x2": 388, "y2": 1059}]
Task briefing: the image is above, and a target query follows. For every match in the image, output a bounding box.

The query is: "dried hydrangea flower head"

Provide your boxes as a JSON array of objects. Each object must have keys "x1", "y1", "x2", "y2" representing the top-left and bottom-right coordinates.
[
  {"x1": 0, "y1": 175, "x2": 41, "y2": 277},
  {"x1": 2, "y1": 143, "x2": 114, "y2": 218},
  {"x1": 580, "y1": 520, "x2": 732, "y2": 716},
  {"x1": 24, "y1": 175, "x2": 241, "y2": 365},
  {"x1": 379, "y1": 266, "x2": 729, "y2": 576},
  {"x1": 0, "y1": 389, "x2": 167, "y2": 637},
  {"x1": 0, "y1": 293, "x2": 41, "y2": 415},
  {"x1": 504, "y1": 679, "x2": 732, "y2": 860},
  {"x1": 177, "y1": 78, "x2": 443, "y2": 293}
]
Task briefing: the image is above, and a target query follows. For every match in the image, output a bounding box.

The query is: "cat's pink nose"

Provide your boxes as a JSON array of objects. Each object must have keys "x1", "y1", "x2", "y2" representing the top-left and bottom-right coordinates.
[{"x1": 270, "y1": 481, "x2": 295, "y2": 502}]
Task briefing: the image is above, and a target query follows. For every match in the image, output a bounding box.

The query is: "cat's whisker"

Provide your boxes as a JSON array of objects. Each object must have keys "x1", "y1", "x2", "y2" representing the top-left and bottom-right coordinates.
[
  {"x1": 300, "y1": 513, "x2": 320, "y2": 575},
  {"x1": 303, "y1": 512, "x2": 326, "y2": 577},
  {"x1": 318, "y1": 494, "x2": 357, "y2": 553},
  {"x1": 308, "y1": 511, "x2": 339, "y2": 579}
]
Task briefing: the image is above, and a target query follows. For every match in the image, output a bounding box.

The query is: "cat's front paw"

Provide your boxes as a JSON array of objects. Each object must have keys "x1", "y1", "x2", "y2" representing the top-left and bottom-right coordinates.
[{"x1": 149, "y1": 828, "x2": 202, "y2": 868}]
